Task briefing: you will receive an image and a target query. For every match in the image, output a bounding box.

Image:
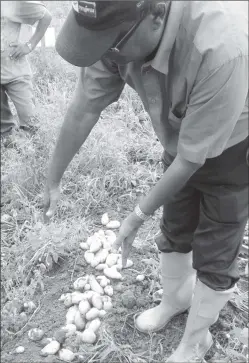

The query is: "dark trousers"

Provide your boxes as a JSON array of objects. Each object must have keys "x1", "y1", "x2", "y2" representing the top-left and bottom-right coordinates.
[{"x1": 156, "y1": 137, "x2": 249, "y2": 291}]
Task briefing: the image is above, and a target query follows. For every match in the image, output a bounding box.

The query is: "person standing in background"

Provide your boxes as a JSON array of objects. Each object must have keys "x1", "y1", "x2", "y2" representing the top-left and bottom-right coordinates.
[{"x1": 1, "y1": 1, "x2": 52, "y2": 145}]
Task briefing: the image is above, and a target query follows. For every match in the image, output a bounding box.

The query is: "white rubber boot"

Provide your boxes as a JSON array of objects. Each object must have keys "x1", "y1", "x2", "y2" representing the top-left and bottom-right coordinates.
[
  {"x1": 135, "y1": 252, "x2": 196, "y2": 333},
  {"x1": 166, "y1": 280, "x2": 235, "y2": 362}
]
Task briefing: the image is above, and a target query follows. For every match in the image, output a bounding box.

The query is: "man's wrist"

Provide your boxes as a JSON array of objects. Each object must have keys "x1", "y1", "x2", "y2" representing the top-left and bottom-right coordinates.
[
  {"x1": 134, "y1": 204, "x2": 152, "y2": 222},
  {"x1": 26, "y1": 41, "x2": 33, "y2": 52}
]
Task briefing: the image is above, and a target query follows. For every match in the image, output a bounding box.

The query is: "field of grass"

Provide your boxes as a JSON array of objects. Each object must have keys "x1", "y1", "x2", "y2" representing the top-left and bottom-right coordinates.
[{"x1": 1, "y1": 2, "x2": 248, "y2": 362}]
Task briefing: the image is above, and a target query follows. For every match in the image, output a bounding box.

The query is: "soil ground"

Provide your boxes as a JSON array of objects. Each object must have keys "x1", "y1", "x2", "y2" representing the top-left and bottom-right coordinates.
[
  {"x1": 1, "y1": 2, "x2": 248, "y2": 362},
  {"x1": 1, "y1": 222, "x2": 248, "y2": 363}
]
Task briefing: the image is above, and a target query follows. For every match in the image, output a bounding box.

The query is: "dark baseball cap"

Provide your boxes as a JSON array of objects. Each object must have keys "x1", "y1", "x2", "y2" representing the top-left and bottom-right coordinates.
[{"x1": 56, "y1": 0, "x2": 150, "y2": 67}]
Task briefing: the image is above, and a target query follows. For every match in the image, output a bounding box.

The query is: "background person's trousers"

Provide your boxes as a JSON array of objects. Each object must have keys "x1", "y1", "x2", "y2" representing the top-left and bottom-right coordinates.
[
  {"x1": 156, "y1": 137, "x2": 249, "y2": 291},
  {"x1": 1, "y1": 76, "x2": 34, "y2": 135}
]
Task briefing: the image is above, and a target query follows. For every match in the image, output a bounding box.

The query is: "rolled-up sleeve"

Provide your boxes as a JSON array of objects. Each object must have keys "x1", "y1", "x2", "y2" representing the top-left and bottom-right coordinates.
[
  {"x1": 72, "y1": 59, "x2": 125, "y2": 115},
  {"x1": 177, "y1": 55, "x2": 248, "y2": 165},
  {"x1": 9, "y1": 1, "x2": 47, "y2": 25}
]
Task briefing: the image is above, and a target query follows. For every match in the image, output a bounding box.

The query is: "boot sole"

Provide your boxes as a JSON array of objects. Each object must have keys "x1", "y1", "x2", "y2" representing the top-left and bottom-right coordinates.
[{"x1": 134, "y1": 307, "x2": 189, "y2": 334}]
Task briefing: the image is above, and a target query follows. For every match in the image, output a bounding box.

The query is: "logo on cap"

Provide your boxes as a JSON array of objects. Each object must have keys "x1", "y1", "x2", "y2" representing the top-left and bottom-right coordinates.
[{"x1": 78, "y1": 1, "x2": 97, "y2": 18}]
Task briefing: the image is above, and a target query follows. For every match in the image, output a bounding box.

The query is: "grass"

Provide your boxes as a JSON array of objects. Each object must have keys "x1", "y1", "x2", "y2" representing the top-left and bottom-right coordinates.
[
  {"x1": 0, "y1": 10, "x2": 163, "y2": 350},
  {"x1": 1, "y1": 2, "x2": 248, "y2": 362},
  {"x1": 1, "y1": 44, "x2": 162, "y2": 291}
]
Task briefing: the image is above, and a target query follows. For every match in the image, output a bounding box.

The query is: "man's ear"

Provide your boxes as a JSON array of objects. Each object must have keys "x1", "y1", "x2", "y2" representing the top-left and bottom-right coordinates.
[
  {"x1": 151, "y1": 2, "x2": 167, "y2": 30},
  {"x1": 152, "y1": 1, "x2": 167, "y2": 20}
]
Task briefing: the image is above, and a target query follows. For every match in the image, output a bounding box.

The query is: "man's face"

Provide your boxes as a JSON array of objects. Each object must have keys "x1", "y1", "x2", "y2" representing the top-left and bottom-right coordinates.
[{"x1": 103, "y1": 13, "x2": 165, "y2": 65}]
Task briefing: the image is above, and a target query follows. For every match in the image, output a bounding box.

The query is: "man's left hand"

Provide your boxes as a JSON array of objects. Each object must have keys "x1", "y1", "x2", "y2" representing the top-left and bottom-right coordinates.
[
  {"x1": 9, "y1": 42, "x2": 31, "y2": 59},
  {"x1": 113, "y1": 211, "x2": 144, "y2": 267}
]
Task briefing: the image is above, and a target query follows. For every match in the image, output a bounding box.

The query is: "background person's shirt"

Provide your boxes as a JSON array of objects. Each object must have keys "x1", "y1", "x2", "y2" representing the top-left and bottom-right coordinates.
[
  {"x1": 1, "y1": 1, "x2": 46, "y2": 84},
  {"x1": 76, "y1": 1, "x2": 248, "y2": 165}
]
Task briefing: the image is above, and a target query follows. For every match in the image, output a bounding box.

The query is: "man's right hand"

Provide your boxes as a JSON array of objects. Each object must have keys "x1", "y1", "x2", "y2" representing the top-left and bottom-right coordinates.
[{"x1": 43, "y1": 184, "x2": 61, "y2": 222}]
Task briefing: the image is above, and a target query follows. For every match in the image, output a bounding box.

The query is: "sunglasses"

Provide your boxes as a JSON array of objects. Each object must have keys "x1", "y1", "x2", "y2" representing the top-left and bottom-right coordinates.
[{"x1": 108, "y1": 14, "x2": 147, "y2": 54}]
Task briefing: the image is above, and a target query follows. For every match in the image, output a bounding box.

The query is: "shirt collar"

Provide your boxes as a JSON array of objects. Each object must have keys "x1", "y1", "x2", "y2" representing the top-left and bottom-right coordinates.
[{"x1": 148, "y1": 1, "x2": 185, "y2": 75}]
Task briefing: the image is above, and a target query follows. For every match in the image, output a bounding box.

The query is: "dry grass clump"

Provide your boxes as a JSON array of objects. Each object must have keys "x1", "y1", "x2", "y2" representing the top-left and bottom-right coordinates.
[{"x1": 1, "y1": 44, "x2": 162, "y2": 317}]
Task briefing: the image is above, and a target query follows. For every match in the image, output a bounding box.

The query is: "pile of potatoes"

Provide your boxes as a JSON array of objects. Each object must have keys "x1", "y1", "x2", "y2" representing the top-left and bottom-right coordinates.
[
  {"x1": 38, "y1": 214, "x2": 135, "y2": 361},
  {"x1": 37, "y1": 274, "x2": 114, "y2": 361},
  {"x1": 80, "y1": 214, "x2": 134, "y2": 276}
]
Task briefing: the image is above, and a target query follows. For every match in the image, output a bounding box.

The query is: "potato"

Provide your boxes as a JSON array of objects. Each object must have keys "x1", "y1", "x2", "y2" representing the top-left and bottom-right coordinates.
[
  {"x1": 136, "y1": 274, "x2": 145, "y2": 282},
  {"x1": 96, "y1": 229, "x2": 106, "y2": 238},
  {"x1": 85, "y1": 321, "x2": 90, "y2": 329},
  {"x1": 99, "y1": 310, "x2": 107, "y2": 318},
  {"x1": 105, "y1": 230, "x2": 117, "y2": 244},
  {"x1": 71, "y1": 291, "x2": 85, "y2": 304},
  {"x1": 15, "y1": 346, "x2": 25, "y2": 354},
  {"x1": 89, "y1": 238, "x2": 102, "y2": 253},
  {"x1": 84, "y1": 283, "x2": 91, "y2": 291},
  {"x1": 78, "y1": 300, "x2": 91, "y2": 316},
  {"x1": 87, "y1": 235, "x2": 102, "y2": 249},
  {"x1": 86, "y1": 318, "x2": 101, "y2": 333},
  {"x1": 90, "y1": 257, "x2": 99, "y2": 268},
  {"x1": 73, "y1": 276, "x2": 88, "y2": 291},
  {"x1": 1, "y1": 214, "x2": 11, "y2": 223},
  {"x1": 74, "y1": 310, "x2": 86, "y2": 331},
  {"x1": 82, "y1": 290, "x2": 95, "y2": 301},
  {"x1": 40, "y1": 340, "x2": 60, "y2": 356},
  {"x1": 102, "y1": 241, "x2": 112, "y2": 251},
  {"x1": 103, "y1": 300, "x2": 113, "y2": 312},
  {"x1": 79, "y1": 242, "x2": 89, "y2": 251},
  {"x1": 104, "y1": 285, "x2": 113, "y2": 297},
  {"x1": 59, "y1": 349, "x2": 75, "y2": 362},
  {"x1": 59, "y1": 293, "x2": 69, "y2": 302},
  {"x1": 106, "y1": 253, "x2": 119, "y2": 267},
  {"x1": 84, "y1": 251, "x2": 95, "y2": 264},
  {"x1": 86, "y1": 308, "x2": 99, "y2": 321},
  {"x1": 98, "y1": 277, "x2": 109, "y2": 288},
  {"x1": 105, "y1": 230, "x2": 116, "y2": 238},
  {"x1": 28, "y1": 328, "x2": 45, "y2": 341},
  {"x1": 106, "y1": 220, "x2": 120, "y2": 229},
  {"x1": 89, "y1": 275, "x2": 104, "y2": 295},
  {"x1": 64, "y1": 294, "x2": 73, "y2": 308},
  {"x1": 95, "y1": 263, "x2": 108, "y2": 271},
  {"x1": 86, "y1": 235, "x2": 97, "y2": 247},
  {"x1": 81, "y1": 329, "x2": 96, "y2": 344},
  {"x1": 23, "y1": 301, "x2": 36, "y2": 314},
  {"x1": 101, "y1": 213, "x2": 109, "y2": 226},
  {"x1": 91, "y1": 294, "x2": 103, "y2": 310},
  {"x1": 104, "y1": 266, "x2": 123, "y2": 280},
  {"x1": 95, "y1": 249, "x2": 109, "y2": 264},
  {"x1": 66, "y1": 306, "x2": 78, "y2": 325}
]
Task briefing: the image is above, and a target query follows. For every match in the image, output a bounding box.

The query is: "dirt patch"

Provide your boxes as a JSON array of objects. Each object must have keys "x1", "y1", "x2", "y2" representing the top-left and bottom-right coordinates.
[
  {"x1": 1, "y1": 239, "x2": 248, "y2": 363},
  {"x1": 1, "y1": 255, "x2": 73, "y2": 363}
]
